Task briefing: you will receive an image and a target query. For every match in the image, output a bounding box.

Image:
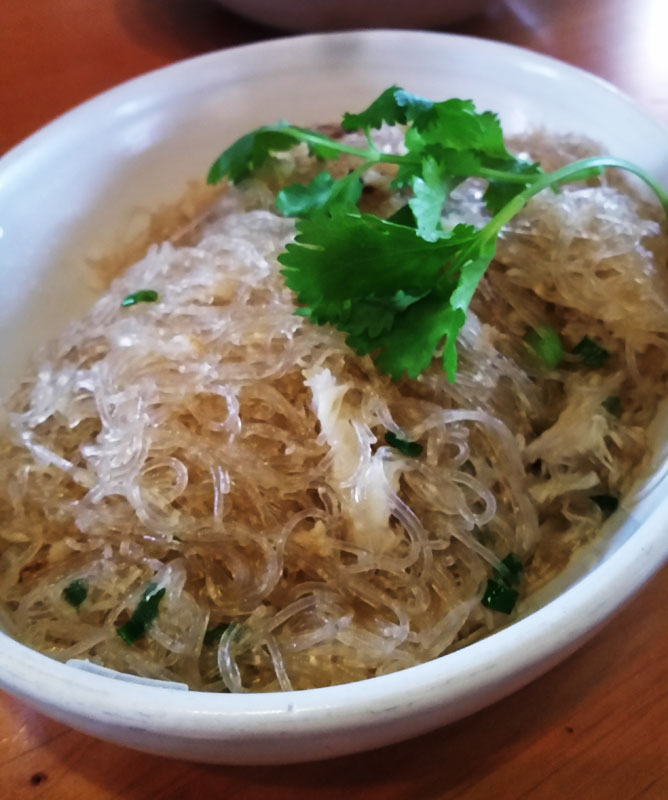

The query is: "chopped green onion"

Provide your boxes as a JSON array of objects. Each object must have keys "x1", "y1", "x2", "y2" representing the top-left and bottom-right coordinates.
[
  {"x1": 385, "y1": 431, "x2": 423, "y2": 457},
  {"x1": 493, "y1": 552, "x2": 523, "y2": 587},
  {"x1": 62, "y1": 579, "x2": 88, "y2": 608},
  {"x1": 482, "y1": 579, "x2": 519, "y2": 614},
  {"x1": 592, "y1": 494, "x2": 619, "y2": 514},
  {"x1": 573, "y1": 336, "x2": 609, "y2": 367},
  {"x1": 482, "y1": 553, "x2": 523, "y2": 613},
  {"x1": 121, "y1": 289, "x2": 159, "y2": 307},
  {"x1": 117, "y1": 582, "x2": 166, "y2": 645},
  {"x1": 526, "y1": 324, "x2": 563, "y2": 369},
  {"x1": 602, "y1": 396, "x2": 621, "y2": 416},
  {"x1": 203, "y1": 623, "x2": 230, "y2": 646}
]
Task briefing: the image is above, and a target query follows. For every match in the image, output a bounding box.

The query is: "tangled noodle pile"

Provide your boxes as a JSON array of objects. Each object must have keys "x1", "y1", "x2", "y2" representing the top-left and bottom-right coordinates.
[{"x1": 0, "y1": 131, "x2": 667, "y2": 691}]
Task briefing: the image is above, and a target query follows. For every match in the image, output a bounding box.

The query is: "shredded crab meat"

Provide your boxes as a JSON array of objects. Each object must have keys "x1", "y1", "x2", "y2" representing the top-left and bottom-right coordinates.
[{"x1": 0, "y1": 129, "x2": 667, "y2": 692}]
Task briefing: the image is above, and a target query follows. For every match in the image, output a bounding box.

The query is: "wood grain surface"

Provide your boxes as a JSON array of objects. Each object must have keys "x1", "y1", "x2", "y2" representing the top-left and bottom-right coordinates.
[{"x1": 2, "y1": 0, "x2": 668, "y2": 796}]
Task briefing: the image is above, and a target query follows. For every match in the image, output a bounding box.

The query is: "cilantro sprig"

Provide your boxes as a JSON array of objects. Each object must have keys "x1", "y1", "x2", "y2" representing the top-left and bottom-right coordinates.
[{"x1": 208, "y1": 87, "x2": 668, "y2": 381}]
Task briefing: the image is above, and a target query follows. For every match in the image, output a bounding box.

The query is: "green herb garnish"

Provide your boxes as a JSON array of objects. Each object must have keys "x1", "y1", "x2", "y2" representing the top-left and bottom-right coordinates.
[
  {"x1": 483, "y1": 552, "x2": 523, "y2": 614},
  {"x1": 526, "y1": 324, "x2": 563, "y2": 369},
  {"x1": 592, "y1": 494, "x2": 619, "y2": 514},
  {"x1": 276, "y1": 171, "x2": 363, "y2": 217},
  {"x1": 121, "y1": 289, "x2": 159, "y2": 307},
  {"x1": 208, "y1": 87, "x2": 668, "y2": 381},
  {"x1": 573, "y1": 336, "x2": 609, "y2": 367},
  {"x1": 203, "y1": 623, "x2": 230, "y2": 646},
  {"x1": 63, "y1": 579, "x2": 88, "y2": 608},
  {"x1": 117, "y1": 582, "x2": 166, "y2": 645},
  {"x1": 385, "y1": 431, "x2": 423, "y2": 457},
  {"x1": 482, "y1": 580, "x2": 519, "y2": 615},
  {"x1": 493, "y1": 552, "x2": 523, "y2": 586},
  {"x1": 602, "y1": 395, "x2": 621, "y2": 416}
]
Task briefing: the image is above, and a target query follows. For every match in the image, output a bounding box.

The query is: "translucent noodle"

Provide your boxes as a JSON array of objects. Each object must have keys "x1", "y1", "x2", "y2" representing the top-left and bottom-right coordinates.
[{"x1": 0, "y1": 130, "x2": 667, "y2": 691}]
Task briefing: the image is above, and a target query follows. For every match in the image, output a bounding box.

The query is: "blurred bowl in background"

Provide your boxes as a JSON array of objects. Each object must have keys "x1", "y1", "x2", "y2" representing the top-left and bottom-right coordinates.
[{"x1": 211, "y1": 0, "x2": 496, "y2": 31}]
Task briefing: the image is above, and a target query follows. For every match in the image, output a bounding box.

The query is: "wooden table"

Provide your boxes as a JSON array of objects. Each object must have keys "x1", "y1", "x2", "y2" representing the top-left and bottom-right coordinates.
[{"x1": 1, "y1": 0, "x2": 667, "y2": 796}]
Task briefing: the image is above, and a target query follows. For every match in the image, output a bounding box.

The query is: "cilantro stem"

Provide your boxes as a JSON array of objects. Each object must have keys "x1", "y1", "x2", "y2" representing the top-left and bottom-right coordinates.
[
  {"x1": 293, "y1": 127, "x2": 668, "y2": 216},
  {"x1": 435, "y1": 154, "x2": 668, "y2": 379},
  {"x1": 209, "y1": 90, "x2": 668, "y2": 383},
  {"x1": 279, "y1": 125, "x2": 382, "y2": 161},
  {"x1": 280, "y1": 127, "x2": 544, "y2": 188},
  {"x1": 477, "y1": 167, "x2": 542, "y2": 184},
  {"x1": 481, "y1": 155, "x2": 668, "y2": 244}
]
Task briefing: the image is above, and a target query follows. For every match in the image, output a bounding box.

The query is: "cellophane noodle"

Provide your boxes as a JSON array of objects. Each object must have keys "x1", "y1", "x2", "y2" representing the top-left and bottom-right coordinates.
[{"x1": 0, "y1": 130, "x2": 667, "y2": 691}]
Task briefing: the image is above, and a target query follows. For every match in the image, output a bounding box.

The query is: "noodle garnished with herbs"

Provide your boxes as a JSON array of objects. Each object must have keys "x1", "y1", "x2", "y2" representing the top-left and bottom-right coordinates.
[{"x1": 1, "y1": 89, "x2": 667, "y2": 691}]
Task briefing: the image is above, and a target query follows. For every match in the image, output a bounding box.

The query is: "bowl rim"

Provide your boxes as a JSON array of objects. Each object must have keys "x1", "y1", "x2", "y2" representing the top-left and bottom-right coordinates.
[{"x1": 1, "y1": 27, "x2": 668, "y2": 747}]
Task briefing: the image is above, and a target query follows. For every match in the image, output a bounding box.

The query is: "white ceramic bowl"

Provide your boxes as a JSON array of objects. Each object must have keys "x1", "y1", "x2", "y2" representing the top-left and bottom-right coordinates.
[
  {"x1": 212, "y1": 0, "x2": 495, "y2": 30},
  {"x1": 1, "y1": 31, "x2": 668, "y2": 765}
]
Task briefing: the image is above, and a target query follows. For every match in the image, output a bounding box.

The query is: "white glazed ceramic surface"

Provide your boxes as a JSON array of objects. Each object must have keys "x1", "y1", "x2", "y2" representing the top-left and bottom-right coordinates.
[{"x1": 1, "y1": 31, "x2": 668, "y2": 765}]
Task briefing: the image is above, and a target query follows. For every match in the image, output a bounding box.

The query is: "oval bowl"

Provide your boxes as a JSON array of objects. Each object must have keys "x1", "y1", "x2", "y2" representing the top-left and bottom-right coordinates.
[{"x1": 1, "y1": 30, "x2": 668, "y2": 765}]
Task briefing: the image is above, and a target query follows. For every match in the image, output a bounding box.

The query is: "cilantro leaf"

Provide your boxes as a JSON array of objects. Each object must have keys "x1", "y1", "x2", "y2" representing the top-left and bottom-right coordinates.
[
  {"x1": 483, "y1": 158, "x2": 543, "y2": 214},
  {"x1": 387, "y1": 204, "x2": 418, "y2": 227},
  {"x1": 391, "y1": 126, "x2": 429, "y2": 187},
  {"x1": 276, "y1": 171, "x2": 363, "y2": 217},
  {"x1": 279, "y1": 214, "x2": 495, "y2": 380},
  {"x1": 413, "y1": 99, "x2": 509, "y2": 158},
  {"x1": 207, "y1": 123, "x2": 296, "y2": 184},
  {"x1": 350, "y1": 295, "x2": 460, "y2": 380},
  {"x1": 207, "y1": 88, "x2": 668, "y2": 383},
  {"x1": 408, "y1": 155, "x2": 450, "y2": 241},
  {"x1": 447, "y1": 231, "x2": 496, "y2": 312},
  {"x1": 342, "y1": 86, "x2": 435, "y2": 132},
  {"x1": 341, "y1": 290, "x2": 427, "y2": 339},
  {"x1": 342, "y1": 86, "x2": 405, "y2": 131},
  {"x1": 398, "y1": 98, "x2": 544, "y2": 215},
  {"x1": 341, "y1": 86, "x2": 404, "y2": 131},
  {"x1": 441, "y1": 243, "x2": 498, "y2": 380},
  {"x1": 441, "y1": 307, "x2": 467, "y2": 381},
  {"x1": 276, "y1": 173, "x2": 337, "y2": 216},
  {"x1": 394, "y1": 89, "x2": 435, "y2": 120},
  {"x1": 207, "y1": 124, "x2": 347, "y2": 185},
  {"x1": 279, "y1": 214, "x2": 450, "y2": 313}
]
